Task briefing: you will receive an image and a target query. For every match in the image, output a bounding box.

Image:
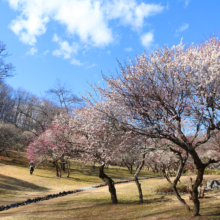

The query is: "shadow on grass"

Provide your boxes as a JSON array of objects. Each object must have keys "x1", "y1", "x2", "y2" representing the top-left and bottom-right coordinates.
[
  {"x1": 63, "y1": 194, "x2": 172, "y2": 206},
  {"x1": 0, "y1": 151, "x2": 28, "y2": 168},
  {"x1": 71, "y1": 167, "x2": 155, "y2": 181},
  {"x1": 34, "y1": 174, "x2": 61, "y2": 179},
  {"x1": 25, "y1": 197, "x2": 174, "y2": 220},
  {"x1": 34, "y1": 174, "x2": 101, "y2": 184},
  {"x1": 0, "y1": 174, "x2": 49, "y2": 193}
]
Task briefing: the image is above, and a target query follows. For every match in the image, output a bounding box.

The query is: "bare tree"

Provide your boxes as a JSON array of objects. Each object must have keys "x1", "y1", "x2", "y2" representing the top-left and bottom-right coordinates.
[
  {"x1": 0, "y1": 83, "x2": 15, "y2": 123},
  {"x1": 0, "y1": 42, "x2": 14, "y2": 82},
  {"x1": 46, "y1": 79, "x2": 83, "y2": 113},
  {"x1": 0, "y1": 122, "x2": 31, "y2": 156},
  {"x1": 13, "y1": 89, "x2": 60, "y2": 134}
]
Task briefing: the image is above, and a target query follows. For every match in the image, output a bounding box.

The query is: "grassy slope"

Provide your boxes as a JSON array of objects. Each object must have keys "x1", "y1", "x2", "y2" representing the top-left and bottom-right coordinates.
[
  {"x1": 0, "y1": 151, "x2": 156, "y2": 199},
  {"x1": 1, "y1": 151, "x2": 220, "y2": 219},
  {"x1": 3, "y1": 176, "x2": 220, "y2": 220}
]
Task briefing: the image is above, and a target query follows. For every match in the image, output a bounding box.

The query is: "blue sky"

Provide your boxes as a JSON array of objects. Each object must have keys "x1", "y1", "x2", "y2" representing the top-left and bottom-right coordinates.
[{"x1": 0, "y1": 0, "x2": 219, "y2": 98}]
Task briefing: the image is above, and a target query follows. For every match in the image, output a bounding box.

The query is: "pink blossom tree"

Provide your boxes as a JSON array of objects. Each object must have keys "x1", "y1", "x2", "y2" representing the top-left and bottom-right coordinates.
[{"x1": 27, "y1": 113, "x2": 81, "y2": 177}]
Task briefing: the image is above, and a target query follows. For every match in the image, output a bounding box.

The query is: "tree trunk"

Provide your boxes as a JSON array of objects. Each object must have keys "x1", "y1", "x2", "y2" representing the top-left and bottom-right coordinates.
[
  {"x1": 134, "y1": 153, "x2": 145, "y2": 203},
  {"x1": 54, "y1": 160, "x2": 62, "y2": 177},
  {"x1": 5, "y1": 150, "x2": 10, "y2": 158},
  {"x1": 99, "y1": 163, "x2": 118, "y2": 204},
  {"x1": 54, "y1": 161, "x2": 59, "y2": 177},
  {"x1": 162, "y1": 168, "x2": 172, "y2": 184},
  {"x1": 189, "y1": 149, "x2": 206, "y2": 216},
  {"x1": 172, "y1": 168, "x2": 190, "y2": 211},
  {"x1": 173, "y1": 184, "x2": 190, "y2": 211},
  {"x1": 123, "y1": 161, "x2": 132, "y2": 174},
  {"x1": 60, "y1": 156, "x2": 65, "y2": 172},
  {"x1": 58, "y1": 162, "x2": 62, "y2": 178},
  {"x1": 191, "y1": 167, "x2": 205, "y2": 216},
  {"x1": 134, "y1": 176, "x2": 143, "y2": 202},
  {"x1": 92, "y1": 161, "x2": 96, "y2": 169},
  {"x1": 168, "y1": 148, "x2": 190, "y2": 211},
  {"x1": 155, "y1": 164, "x2": 158, "y2": 173},
  {"x1": 67, "y1": 160, "x2": 71, "y2": 178}
]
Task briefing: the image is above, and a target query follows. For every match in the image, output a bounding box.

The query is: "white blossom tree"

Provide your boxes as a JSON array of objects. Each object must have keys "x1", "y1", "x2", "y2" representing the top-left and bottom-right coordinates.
[{"x1": 84, "y1": 36, "x2": 220, "y2": 216}]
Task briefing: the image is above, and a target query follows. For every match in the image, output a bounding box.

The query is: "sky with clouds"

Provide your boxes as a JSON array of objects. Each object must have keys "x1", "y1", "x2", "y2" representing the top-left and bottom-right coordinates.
[{"x1": 0, "y1": 0, "x2": 220, "y2": 98}]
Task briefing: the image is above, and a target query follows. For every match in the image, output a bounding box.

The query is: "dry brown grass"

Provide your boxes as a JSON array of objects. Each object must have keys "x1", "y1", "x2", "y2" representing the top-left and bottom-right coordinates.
[
  {"x1": 1, "y1": 151, "x2": 220, "y2": 219},
  {"x1": 0, "y1": 150, "x2": 157, "y2": 199},
  {"x1": 2, "y1": 175, "x2": 220, "y2": 220}
]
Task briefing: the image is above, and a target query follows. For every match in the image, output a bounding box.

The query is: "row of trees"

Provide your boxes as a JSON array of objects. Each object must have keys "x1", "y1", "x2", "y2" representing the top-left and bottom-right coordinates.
[
  {"x1": 27, "y1": 101, "x2": 220, "y2": 212},
  {"x1": 27, "y1": 36, "x2": 220, "y2": 216},
  {"x1": 5, "y1": 38, "x2": 216, "y2": 215},
  {"x1": 0, "y1": 80, "x2": 83, "y2": 133},
  {"x1": 86, "y1": 36, "x2": 220, "y2": 216}
]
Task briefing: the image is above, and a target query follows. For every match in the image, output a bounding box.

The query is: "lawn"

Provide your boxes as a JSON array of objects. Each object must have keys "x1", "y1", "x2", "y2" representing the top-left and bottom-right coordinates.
[
  {"x1": 1, "y1": 151, "x2": 220, "y2": 219},
  {"x1": 0, "y1": 150, "x2": 157, "y2": 199}
]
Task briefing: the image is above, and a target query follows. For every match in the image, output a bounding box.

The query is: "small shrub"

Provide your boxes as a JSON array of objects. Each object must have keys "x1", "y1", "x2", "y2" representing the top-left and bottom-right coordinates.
[
  {"x1": 204, "y1": 169, "x2": 220, "y2": 175},
  {"x1": 154, "y1": 183, "x2": 188, "y2": 193}
]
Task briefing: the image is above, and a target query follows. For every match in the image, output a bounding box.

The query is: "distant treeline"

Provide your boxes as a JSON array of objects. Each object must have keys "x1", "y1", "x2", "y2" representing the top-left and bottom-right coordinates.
[{"x1": 0, "y1": 41, "x2": 83, "y2": 155}]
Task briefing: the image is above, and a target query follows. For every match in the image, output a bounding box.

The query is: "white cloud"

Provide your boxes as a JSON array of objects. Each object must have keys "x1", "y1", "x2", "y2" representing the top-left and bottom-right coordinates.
[
  {"x1": 86, "y1": 63, "x2": 97, "y2": 69},
  {"x1": 125, "y1": 47, "x2": 132, "y2": 52},
  {"x1": 141, "y1": 32, "x2": 154, "y2": 48},
  {"x1": 176, "y1": 23, "x2": 189, "y2": 33},
  {"x1": 9, "y1": 1, "x2": 49, "y2": 45},
  {"x1": 71, "y1": 58, "x2": 83, "y2": 66},
  {"x1": 52, "y1": 33, "x2": 59, "y2": 42},
  {"x1": 7, "y1": 0, "x2": 19, "y2": 10},
  {"x1": 6, "y1": 0, "x2": 165, "y2": 47},
  {"x1": 105, "y1": 0, "x2": 164, "y2": 30},
  {"x1": 43, "y1": 50, "x2": 49, "y2": 55},
  {"x1": 26, "y1": 47, "x2": 37, "y2": 55},
  {"x1": 107, "y1": 50, "x2": 111, "y2": 55},
  {"x1": 184, "y1": 0, "x2": 190, "y2": 8},
  {"x1": 52, "y1": 34, "x2": 82, "y2": 65},
  {"x1": 178, "y1": 0, "x2": 190, "y2": 8},
  {"x1": 52, "y1": 34, "x2": 79, "y2": 59}
]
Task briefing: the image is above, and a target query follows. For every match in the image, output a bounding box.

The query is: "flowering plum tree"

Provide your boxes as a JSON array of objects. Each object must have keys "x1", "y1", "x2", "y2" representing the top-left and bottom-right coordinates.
[
  {"x1": 27, "y1": 113, "x2": 80, "y2": 177},
  {"x1": 116, "y1": 131, "x2": 147, "y2": 202},
  {"x1": 84, "y1": 36, "x2": 220, "y2": 216},
  {"x1": 71, "y1": 105, "x2": 131, "y2": 203},
  {"x1": 71, "y1": 104, "x2": 151, "y2": 203},
  {"x1": 117, "y1": 133, "x2": 143, "y2": 174},
  {"x1": 74, "y1": 103, "x2": 154, "y2": 203},
  {"x1": 144, "y1": 138, "x2": 190, "y2": 209}
]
